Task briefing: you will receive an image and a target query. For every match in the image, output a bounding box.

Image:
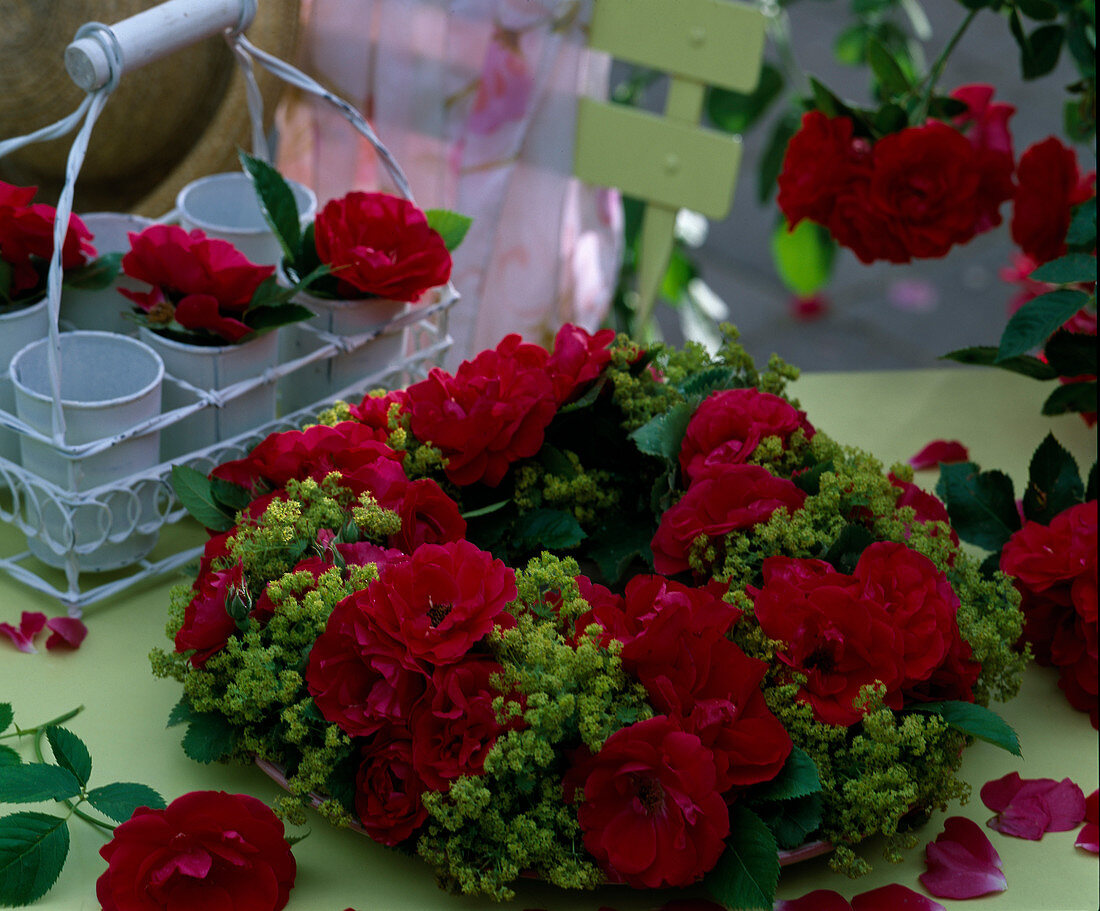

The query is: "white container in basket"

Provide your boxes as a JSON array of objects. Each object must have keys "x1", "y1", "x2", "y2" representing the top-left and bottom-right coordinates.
[
  {"x1": 10, "y1": 331, "x2": 164, "y2": 572},
  {"x1": 0, "y1": 297, "x2": 51, "y2": 466}
]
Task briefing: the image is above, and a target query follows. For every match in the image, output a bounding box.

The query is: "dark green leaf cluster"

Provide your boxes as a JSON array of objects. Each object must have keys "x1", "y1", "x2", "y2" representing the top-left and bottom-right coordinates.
[{"x1": 0, "y1": 704, "x2": 165, "y2": 907}]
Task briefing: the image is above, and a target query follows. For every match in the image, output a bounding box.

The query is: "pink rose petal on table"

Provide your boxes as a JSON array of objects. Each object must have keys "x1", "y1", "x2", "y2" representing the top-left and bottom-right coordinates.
[
  {"x1": 981, "y1": 772, "x2": 1087, "y2": 839},
  {"x1": 909, "y1": 440, "x2": 970, "y2": 470},
  {"x1": 851, "y1": 884, "x2": 946, "y2": 910},
  {"x1": 0, "y1": 611, "x2": 47, "y2": 653},
  {"x1": 1077, "y1": 790, "x2": 1099, "y2": 853},
  {"x1": 775, "y1": 889, "x2": 853, "y2": 910},
  {"x1": 45, "y1": 617, "x2": 88, "y2": 650},
  {"x1": 919, "y1": 816, "x2": 1007, "y2": 898}
]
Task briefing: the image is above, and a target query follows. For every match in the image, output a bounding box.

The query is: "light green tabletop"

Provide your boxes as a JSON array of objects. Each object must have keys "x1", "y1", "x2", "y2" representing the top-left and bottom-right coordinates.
[{"x1": 1, "y1": 368, "x2": 1096, "y2": 911}]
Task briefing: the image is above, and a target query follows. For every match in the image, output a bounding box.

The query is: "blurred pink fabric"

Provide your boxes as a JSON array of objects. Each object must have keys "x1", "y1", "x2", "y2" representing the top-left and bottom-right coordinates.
[{"x1": 276, "y1": 0, "x2": 622, "y2": 365}]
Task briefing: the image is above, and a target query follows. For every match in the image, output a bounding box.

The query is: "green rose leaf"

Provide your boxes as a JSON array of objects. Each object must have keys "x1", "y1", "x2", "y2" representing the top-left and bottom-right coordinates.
[
  {"x1": 706, "y1": 64, "x2": 784, "y2": 134},
  {"x1": 1087, "y1": 462, "x2": 1098, "y2": 501},
  {"x1": 936, "y1": 462, "x2": 1020, "y2": 552},
  {"x1": 0, "y1": 260, "x2": 13, "y2": 300},
  {"x1": 0, "y1": 811, "x2": 70, "y2": 906},
  {"x1": 459, "y1": 499, "x2": 511, "y2": 520},
  {"x1": 0, "y1": 704, "x2": 11, "y2": 735},
  {"x1": 1042, "y1": 380, "x2": 1097, "y2": 416},
  {"x1": 44, "y1": 728, "x2": 91, "y2": 789},
  {"x1": 833, "y1": 25, "x2": 868, "y2": 66},
  {"x1": 239, "y1": 150, "x2": 302, "y2": 264},
  {"x1": 62, "y1": 252, "x2": 122, "y2": 291},
  {"x1": 1066, "y1": 198, "x2": 1096, "y2": 248},
  {"x1": 1029, "y1": 253, "x2": 1097, "y2": 285},
  {"x1": 747, "y1": 746, "x2": 822, "y2": 803},
  {"x1": 866, "y1": 37, "x2": 911, "y2": 97},
  {"x1": 1023, "y1": 433, "x2": 1084, "y2": 524},
  {"x1": 0, "y1": 763, "x2": 82, "y2": 803},
  {"x1": 996, "y1": 288, "x2": 1090, "y2": 361},
  {"x1": 824, "y1": 524, "x2": 875, "y2": 575},
  {"x1": 513, "y1": 508, "x2": 586, "y2": 551},
  {"x1": 1021, "y1": 23, "x2": 1066, "y2": 80},
  {"x1": 909, "y1": 701, "x2": 1021, "y2": 756},
  {"x1": 792, "y1": 460, "x2": 835, "y2": 496},
  {"x1": 705, "y1": 804, "x2": 780, "y2": 911},
  {"x1": 757, "y1": 112, "x2": 800, "y2": 204},
  {"x1": 182, "y1": 712, "x2": 238, "y2": 765},
  {"x1": 941, "y1": 346, "x2": 1058, "y2": 380},
  {"x1": 755, "y1": 792, "x2": 825, "y2": 850},
  {"x1": 772, "y1": 218, "x2": 836, "y2": 296},
  {"x1": 172, "y1": 465, "x2": 234, "y2": 533},
  {"x1": 630, "y1": 401, "x2": 695, "y2": 461},
  {"x1": 210, "y1": 477, "x2": 254, "y2": 515},
  {"x1": 86, "y1": 782, "x2": 167, "y2": 824},
  {"x1": 0, "y1": 746, "x2": 19, "y2": 767},
  {"x1": 424, "y1": 209, "x2": 472, "y2": 253},
  {"x1": 1042, "y1": 330, "x2": 1097, "y2": 378},
  {"x1": 587, "y1": 516, "x2": 655, "y2": 584},
  {"x1": 660, "y1": 247, "x2": 696, "y2": 304},
  {"x1": 1017, "y1": 0, "x2": 1058, "y2": 20}
]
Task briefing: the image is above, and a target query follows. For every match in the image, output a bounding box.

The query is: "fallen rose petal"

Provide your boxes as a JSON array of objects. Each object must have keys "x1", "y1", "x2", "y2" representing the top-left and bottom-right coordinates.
[
  {"x1": 850, "y1": 884, "x2": 946, "y2": 911},
  {"x1": 775, "y1": 889, "x2": 852, "y2": 911},
  {"x1": 909, "y1": 439, "x2": 970, "y2": 470},
  {"x1": 982, "y1": 772, "x2": 1086, "y2": 839},
  {"x1": 45, "y1": 617, "x2": 88, "y2": 650},
  {"x1": 1076, "y1": 822, "x2": 1099, "y2": 853},
  {"x1": 0, "y1": 611, "x2": 48, "y2": 653},
  {"x1": 919, "y1": 816, "x2": 1007, "y2": 899}
]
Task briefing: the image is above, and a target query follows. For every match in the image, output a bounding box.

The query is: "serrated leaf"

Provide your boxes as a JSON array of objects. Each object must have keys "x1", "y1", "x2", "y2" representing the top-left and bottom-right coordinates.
[
  {"x1": 755, "y1": 793, "x2": 824, "y2": 850},
  {"x1": 678, "y1": 366, "x2": 742, "y2": 399},
  {"x1": 1042, "y1": 380, "x2": 1097, "y2": 416},
  {"x1": 62, "y1": 252, "x2": 122, "y2": 290},
  {"x1": 0, "y1": 704, "x2": 11, "y2": 735},
  {"x1": 182, "y1": 712, "x2": 237, "y2": 765},
  {"x1": 867, "y1": 37, "x2": 911, "y2": 96},
  {"x1": 1029, "y1": 253, "x2": 1097, "y2": 285},
  {"x1": 167, "y1": 696, "x2": 194, "y2": 729},
  {"x1": 513, "y1": 508, "x2": 585, "y2": 551},
  {"x1": 772, "y1": 218, "x2": 835, "y2": 296},
  {"x1": 1066, "y1": 199, "x2": 1096, "y2": 248},
  {"x1": 748, "y1": 746, "x2": 821, "y2": 803},
  {"x1": 171, "y1": 465, "x2": 234, "y2": 532},
  {"x1": 1023, "y1": 433, "x2": 1084, "y2": 524},
  {"x1": 0, "y1": 764, "x2": 81, "y2": 803},
  {"x1": 1042, "y1": 330, "x2": 1097, "y2": 377},
  {"x1": 705, "y1": 804, "x2": 780, "y2": 911},
  {"x1": 239, "y1": 150, "x2": 302, "y2": 264},
  {"x1": 210, "y1": 477, "x2": 254, "y2": 514},
  {"x1": 424, "y1": 209, "x2": 472, "y2": 252},
  {"x1": 706, "y1": 64, "x2": 784, "y2": 134},
  {"x1": 757, "y1": 112, "x2": 800, "y2": 204},
  {"x1": 630, "y1": 401, "x2": 695, "y2": 461},
  {"x1": 824, "y1": 524, "x2": 874, "y2": 574},
  {"x1": 539, "y1": 445, "x2": 577, "y2": 480},
  {"x1": 0, "y1": 811, "x2": 70, "y2": 906},
  {"x1": 1021, "y1": 24, "x2": 1065, "y2": 79},
  {"x1": 793, "y1": 460, "x2": 834, "y2": 496},
  {"x1": 0, "y1": 747, "x2": 19, "y2": 767},
  {"x1": 587, "y1": 516, "x2": 655, "y2": 584},
  {"x1": 941, "y1": 346, "x2": 1058, "y2": 380},
  {"x1": 908, "y1": 701, "x2": 1020, "y2": 755},
  {"x1": 997, "y1": 289, "x2": 1089, "y2": 360},
  {"x1": 44, "y1": 728, "x2": 91, "y2": 790},
  {"x1": 86, "y1": 782, "x2": 166, "y2": 824},
  {"x1": 936, "y1": 463, "x2": 1020, "y2": 552}
]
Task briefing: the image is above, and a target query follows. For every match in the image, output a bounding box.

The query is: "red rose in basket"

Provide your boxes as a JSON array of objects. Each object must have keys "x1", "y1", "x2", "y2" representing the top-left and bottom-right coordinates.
[
  {"x1": 0, "y1": 179, "x2": 96, "y2": 307},
  {"x1": 313, "y1": 192, "x2": 452, "y2": 302},
  {"x1": 119, "y1": 223, "x2": 312, "y2": 345},
  {"x1": 96, "y1": 790, "x2": 297, "y2": 911}
]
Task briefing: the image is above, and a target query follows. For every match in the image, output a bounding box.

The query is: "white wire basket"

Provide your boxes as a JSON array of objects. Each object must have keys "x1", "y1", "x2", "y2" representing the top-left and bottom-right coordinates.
[{"x1": 0, "y1": 0, "x2": 458, "y2": 612}]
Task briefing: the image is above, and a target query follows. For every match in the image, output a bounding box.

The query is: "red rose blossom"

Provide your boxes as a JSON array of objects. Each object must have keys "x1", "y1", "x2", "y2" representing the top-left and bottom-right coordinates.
[
  {"x1": 1011, "y1": 137, "x2": 1096, "y2": 265},
  {"x1": 120, "y1": 224, "x2": 275, "y2": 344},
  {"x1": 313, "y1": 191, "x2": 451, "y2": 301},
  {"x1": 0, "y1": 180, "x2": 95, "y2": 300},
  {"x1": 546, "y1": 323, "x2": 616, "y2": 404},
  {"x1": 777, "y1": 112, "x2": 870, "y2": 229},
  {"x1": 950, "y1": 84, "x2": 1017, "y2": 233},
  {"x1": 651, "y1": 464, "x2": 807, "y2": 576},
  {"x1": 752, "y1": 556, "x2": 906, "y2": 726},
  {"x1": 96, "y1": 790, "x2": 296, "y2": 911},
  {"x1": 354, "y1": 729, "x2": 429, "y2": 846},
  {"x1": 569, "y1": 715, "x2": 729, "y2": 888},
  {"x1": 362, "y1": 540, "x2": 517, "y2": 667},
  {"x1": 348, "y1": 388, "x2": 410, "y2": 429},
  {"x1": 174, "y1": 561, "x2": 247, "y2": 667},
  {"x1": 679, "y1": 388, "x2": 814, "y2": 484},
  {"x1": 407, "y1": 334, "x2": 558, "y2": 486},
  {"x1": 1001, "y1": 500, "x2": 1098, "y2": 726}
]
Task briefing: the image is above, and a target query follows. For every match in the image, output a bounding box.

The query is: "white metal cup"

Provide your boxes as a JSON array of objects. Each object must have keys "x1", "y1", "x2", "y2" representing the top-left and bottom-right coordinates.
[
  {"x1": 10, "y1": 331, "x2": 165, "y2": 571},
  {"x1": 176, "y1": 171, "x2": 317, "y2": 266}
]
